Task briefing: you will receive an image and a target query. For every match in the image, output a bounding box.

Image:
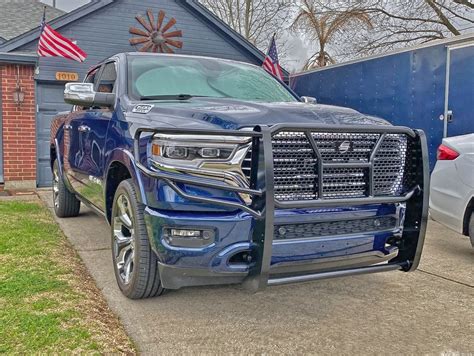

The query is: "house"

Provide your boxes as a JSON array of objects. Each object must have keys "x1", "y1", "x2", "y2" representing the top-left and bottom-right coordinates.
[{"x1": 0, "y1": 0, "x2": 268, "y2": 189}]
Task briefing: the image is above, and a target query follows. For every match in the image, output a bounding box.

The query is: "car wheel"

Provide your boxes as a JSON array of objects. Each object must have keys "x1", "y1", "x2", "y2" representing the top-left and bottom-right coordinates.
[
  {"x1": 469, "y1": 212, "x2": 474, "y2": 248},
  {"x1": 52, "y1": 160, "x2": 80, "y2": 218},
  {"x1": 111, "y1": 179, "x2": 165, "y2": 299}
]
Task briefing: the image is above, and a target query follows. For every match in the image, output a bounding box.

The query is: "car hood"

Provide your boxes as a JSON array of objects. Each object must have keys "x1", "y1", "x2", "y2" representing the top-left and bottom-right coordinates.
[{"x1": 126, "y1": 98, "x2": 391, "y2": 130}]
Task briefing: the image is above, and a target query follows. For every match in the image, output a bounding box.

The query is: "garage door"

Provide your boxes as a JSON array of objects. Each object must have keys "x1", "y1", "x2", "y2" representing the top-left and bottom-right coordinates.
[{"x1": 36, "y1": 82, "x2": 70, "y2": 187}]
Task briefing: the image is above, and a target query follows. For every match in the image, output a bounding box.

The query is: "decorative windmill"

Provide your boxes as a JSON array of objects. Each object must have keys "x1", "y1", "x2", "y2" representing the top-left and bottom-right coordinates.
[{"x1": 129, "y1": 9, "x2": 183, "y2": 53}]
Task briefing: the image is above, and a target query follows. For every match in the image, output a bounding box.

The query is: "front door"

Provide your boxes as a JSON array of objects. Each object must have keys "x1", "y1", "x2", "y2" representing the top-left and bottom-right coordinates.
[
  {"x1": 445, "y1": 43, "x2": 474, "y2": 137},
  {"x1": 66, "y1": 61, "x2": 117, "y2": 209}
]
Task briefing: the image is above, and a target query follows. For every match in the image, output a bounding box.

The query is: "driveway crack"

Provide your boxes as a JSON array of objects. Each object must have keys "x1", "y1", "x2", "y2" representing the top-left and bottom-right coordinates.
[{"x1": 418, "y1": 269, "x2": 473, "y2": 288}]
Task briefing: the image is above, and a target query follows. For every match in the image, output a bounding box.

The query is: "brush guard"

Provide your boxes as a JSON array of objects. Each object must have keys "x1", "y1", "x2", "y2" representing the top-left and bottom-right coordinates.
[{"x1": 134, "y1": 124, "x2": 429, "y2": 291}]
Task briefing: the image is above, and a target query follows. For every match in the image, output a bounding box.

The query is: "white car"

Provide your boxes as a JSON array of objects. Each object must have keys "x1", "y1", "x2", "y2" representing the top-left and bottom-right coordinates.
[{"x1": 430, "y1": 134, "x2": 474, "y2": 247}]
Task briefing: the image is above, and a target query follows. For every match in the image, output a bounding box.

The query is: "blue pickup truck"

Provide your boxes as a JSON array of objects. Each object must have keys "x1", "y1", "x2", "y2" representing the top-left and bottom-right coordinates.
[{"x1": 50, "y1": 52, "x2": 429, "y2": 299}]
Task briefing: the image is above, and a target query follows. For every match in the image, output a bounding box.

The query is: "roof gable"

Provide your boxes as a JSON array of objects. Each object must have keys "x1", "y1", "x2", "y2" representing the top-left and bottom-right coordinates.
[{"x1": 0, "y1": 0, "x2": 265, "y2": 64}]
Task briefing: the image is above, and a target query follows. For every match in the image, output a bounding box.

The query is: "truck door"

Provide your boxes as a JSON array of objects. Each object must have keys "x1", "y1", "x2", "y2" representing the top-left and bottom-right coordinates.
[
  {"x1": 67, "y1": 62, "x2": 117, "y2": 209},
  {"x1": 444, "y1": 43, "x2": 474, "y2": 137}
]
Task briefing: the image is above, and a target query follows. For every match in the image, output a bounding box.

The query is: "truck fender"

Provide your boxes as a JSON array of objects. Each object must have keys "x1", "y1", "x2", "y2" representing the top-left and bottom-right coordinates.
[{"x1": 104, "y1": 148, "x2": 148, "y2": 207}]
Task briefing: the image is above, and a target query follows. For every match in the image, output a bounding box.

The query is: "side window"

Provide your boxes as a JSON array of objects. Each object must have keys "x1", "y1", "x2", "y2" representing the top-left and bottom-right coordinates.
[
  {"x1": 74, "y1": 67, "x2": 100, "y2": 111},
  {"x1": 84, "y1": 67, "x2": 100, "y2": 87},
  {"x1": 97, "y1": 62, "x2": 117, "y2": 94}
]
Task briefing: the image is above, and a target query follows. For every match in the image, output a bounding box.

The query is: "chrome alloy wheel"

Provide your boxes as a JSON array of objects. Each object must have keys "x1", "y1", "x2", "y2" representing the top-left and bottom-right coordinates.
[
  {"x1": 113, "y1": 194, "x2": 135, "y2": 285},
  {"x1": 52, "y1": 164, "x2": 60, "y2": 209}
]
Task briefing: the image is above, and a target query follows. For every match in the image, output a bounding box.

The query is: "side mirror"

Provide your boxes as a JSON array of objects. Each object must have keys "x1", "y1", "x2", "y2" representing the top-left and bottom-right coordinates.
[
  {"x1": 301, "y1": 96, "x2": 317, "y2": 104},
  {"x1": 64, "y1": 82, "x2": 115, "y2": 108}
]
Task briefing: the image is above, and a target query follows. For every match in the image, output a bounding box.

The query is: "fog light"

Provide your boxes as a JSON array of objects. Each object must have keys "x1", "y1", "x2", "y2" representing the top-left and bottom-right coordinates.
[
  {"x1": 170, "y1": 229, "x2": 201, "y2": 238},
  {"x1": 163, "y1": 227, "x2": 215, "y2": 248}
]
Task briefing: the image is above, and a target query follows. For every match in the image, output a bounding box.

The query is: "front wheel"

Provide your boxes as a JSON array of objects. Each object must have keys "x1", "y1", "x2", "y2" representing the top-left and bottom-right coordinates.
[{"x1": 111, "y1": 179, "x2": 165, "y2": 299}]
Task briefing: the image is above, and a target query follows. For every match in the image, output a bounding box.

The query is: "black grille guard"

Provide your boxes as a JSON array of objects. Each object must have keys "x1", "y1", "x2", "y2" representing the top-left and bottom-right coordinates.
[{"x1": 134, "y1": 124, "x2": 429, "y2": 291}]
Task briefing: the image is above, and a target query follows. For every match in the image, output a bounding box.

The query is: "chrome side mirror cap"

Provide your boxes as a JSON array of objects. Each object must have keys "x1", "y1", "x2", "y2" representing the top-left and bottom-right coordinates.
[
  {"x1": 64, "y1": 82, "x2": 115, "y2": 108},
  {"x1": 301, "y1": 96, "x2": 317, "y2": 104}
]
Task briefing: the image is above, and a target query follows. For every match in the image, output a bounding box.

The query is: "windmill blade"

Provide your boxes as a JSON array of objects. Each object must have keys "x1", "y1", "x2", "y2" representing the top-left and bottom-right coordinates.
[
  {"x1": 161, "y1": 43, "x2": 175, "y2": 53},
  {"x1": 129, "y1": 27, "x2": 149, "y2": 37},
  {"x1": 129, "y1": 37, "x2": 150, "y2": 45},
  {"x1": 139, "y1": 41, "x2": 154, "y2": 52},
  {"x1": 165, "y1": 39, "x2": 183, "y2": 49},
  {"x1": 161, "y1": 17, "x2": 177, "y2": 33},
  {"x1": 156, "y1": 10, "x2": 165, "y2": 31},
  {"x1": 163, "y1": 30, "x2": 182, "y2": 38},
  {"x1": 135, "y1": 15, "x2": 153, "y2": 32},
  {"x1": 146, "y1": 9, "x2": 155, "y2": 30}
]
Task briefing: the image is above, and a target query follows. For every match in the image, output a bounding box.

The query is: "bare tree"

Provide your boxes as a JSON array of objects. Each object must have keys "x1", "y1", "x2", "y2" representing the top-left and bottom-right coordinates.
[
  {"x1": 291, "y1": 0, "x2": 373, "y2": 68},
  {"x1": 199, "y1": 0, "x2": 294, "y2": 59},
  {"x1": 310, "y1": 0, "x2": 474, "y2": 60}
]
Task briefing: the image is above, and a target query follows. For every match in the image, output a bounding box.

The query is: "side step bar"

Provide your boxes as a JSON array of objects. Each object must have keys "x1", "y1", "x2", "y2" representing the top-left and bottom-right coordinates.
[{"x1": 267, "y1": 262, "x2": 407, "y2": 287}]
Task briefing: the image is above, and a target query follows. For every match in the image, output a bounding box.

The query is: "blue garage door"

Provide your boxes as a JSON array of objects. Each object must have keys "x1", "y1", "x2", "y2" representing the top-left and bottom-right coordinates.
[{"x1": 36, "y1": 82, "x2": 70, "y2": 187}]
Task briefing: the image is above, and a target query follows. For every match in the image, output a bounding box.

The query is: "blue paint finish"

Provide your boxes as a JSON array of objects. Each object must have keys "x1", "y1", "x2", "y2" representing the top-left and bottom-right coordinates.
[{"x1": 291, "y1": 38, "x2": 474, "y2": 168}]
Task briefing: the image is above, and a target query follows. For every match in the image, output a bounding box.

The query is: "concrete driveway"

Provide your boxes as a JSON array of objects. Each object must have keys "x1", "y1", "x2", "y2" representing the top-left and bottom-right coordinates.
[{"x1": 39, "y1": 191, "x2": 473, "y2": 355}]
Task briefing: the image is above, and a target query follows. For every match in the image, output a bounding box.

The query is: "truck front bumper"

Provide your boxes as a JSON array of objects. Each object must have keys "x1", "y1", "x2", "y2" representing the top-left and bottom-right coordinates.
[
  {"x1": 145, "y1": 203, "x2": 407, "y2": 290},
  {"x1": 135, "y1": 124, "x2": 429, "y2": 291}
]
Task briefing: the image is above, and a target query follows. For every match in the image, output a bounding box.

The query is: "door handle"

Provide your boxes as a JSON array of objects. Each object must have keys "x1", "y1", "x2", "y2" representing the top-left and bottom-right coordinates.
[{"x1": 78, "y1": 125, "x2": 91, "y2": 132}]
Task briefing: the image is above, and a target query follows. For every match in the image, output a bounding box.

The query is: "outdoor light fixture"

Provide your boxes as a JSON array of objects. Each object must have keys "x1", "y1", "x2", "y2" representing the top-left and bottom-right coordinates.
[{"x1": 12, "y1": 65, "x2": 25, "y2": 106}]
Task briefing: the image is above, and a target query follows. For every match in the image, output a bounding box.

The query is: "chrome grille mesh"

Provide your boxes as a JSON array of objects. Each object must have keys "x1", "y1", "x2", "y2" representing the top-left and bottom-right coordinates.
[
  {"x1": 312, "y1": 132, "x2": 379, "y2": 163},
  {"x1": 272, "y1": 132, "x2": 318, "y2": 201},
  {"x1": 373, "y1": 134, "x2": 407, "y2": 195},
  {"x1": 271, "y1": 131, "x2": 409, "y2": 201}
]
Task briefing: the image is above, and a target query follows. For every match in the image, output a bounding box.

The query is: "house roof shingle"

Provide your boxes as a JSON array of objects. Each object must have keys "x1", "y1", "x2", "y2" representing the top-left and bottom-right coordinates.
[{"x1": 0, "y1": 0, "x2": 64, "y2": 41}]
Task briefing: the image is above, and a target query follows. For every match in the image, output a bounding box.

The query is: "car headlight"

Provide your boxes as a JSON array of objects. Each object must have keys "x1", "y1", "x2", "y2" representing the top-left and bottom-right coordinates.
[{"x1": 149, "y1": 133, "x2": 252, "y2": 178}]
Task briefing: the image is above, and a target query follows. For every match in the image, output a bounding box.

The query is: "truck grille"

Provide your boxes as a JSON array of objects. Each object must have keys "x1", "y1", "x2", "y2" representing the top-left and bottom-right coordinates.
[
  {"x1": 274, "y1": 216, "x2": 398, "y2": 240},
  {"x1": 272, "y1": 131, "x2": 409, "y2": 202}
]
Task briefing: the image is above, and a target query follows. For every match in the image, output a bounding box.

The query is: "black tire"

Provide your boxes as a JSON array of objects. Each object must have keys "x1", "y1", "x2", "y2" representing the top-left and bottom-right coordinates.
[
  {"x1": 469, "y1": 212, "x2": 474, "y2": 248},
  {"x1": 111, "y1": 179, "x2": 165, "y2": 299},
  {"x1": 52, "y1": 160, "x2": 80, "y2": 218}
]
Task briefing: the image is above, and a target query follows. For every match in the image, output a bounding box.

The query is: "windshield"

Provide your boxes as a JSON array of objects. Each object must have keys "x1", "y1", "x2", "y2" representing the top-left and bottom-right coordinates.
[{"x1": 127, "y1": 55, "x2": 297, "y2": 103}]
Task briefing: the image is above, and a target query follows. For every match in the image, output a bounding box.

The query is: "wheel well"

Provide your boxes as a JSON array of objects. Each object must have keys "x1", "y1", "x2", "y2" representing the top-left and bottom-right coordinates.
[
  {"x1": 106, "y1": 161, "x2": 132, "y2": 223},
  {"x1": 50, "y1": 145, "x2": 57, "y2": 169},
  {"x1": 462, "y1": 197, "x2": 474, "y2": 236}
]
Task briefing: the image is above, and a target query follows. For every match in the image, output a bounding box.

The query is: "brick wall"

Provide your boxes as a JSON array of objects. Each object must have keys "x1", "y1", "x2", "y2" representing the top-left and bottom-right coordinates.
[{"x1": 0, "y1": 64, "x2": 36, "y2": 187}]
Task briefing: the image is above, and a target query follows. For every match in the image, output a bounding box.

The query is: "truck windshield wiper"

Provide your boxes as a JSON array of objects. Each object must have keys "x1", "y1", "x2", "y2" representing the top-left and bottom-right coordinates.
[{"x1": 140, "y1": 94, "x2": 210, "y2": 101}]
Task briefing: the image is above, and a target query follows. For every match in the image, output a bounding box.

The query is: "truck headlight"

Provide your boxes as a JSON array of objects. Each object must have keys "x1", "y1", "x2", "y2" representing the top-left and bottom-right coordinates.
[{"x1": 149, "y1": 134, "x2": 252, "y2": 187}]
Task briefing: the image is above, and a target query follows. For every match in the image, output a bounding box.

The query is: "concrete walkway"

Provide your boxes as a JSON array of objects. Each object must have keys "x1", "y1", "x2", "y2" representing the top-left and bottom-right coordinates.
[{"x1": 39, "y1": 191, "x2": 473, "y2": 355}]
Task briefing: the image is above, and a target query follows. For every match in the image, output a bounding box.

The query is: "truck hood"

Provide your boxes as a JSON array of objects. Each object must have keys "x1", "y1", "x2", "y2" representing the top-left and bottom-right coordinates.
[{"x1": 126, "y1": 98, "x2": 390, "y2": 130}]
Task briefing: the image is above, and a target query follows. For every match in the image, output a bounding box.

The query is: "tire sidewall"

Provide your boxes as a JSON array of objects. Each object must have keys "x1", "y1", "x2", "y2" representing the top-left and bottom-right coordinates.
[{"x1": 111, "y1": 180, "x2": 157, "y2": 297}]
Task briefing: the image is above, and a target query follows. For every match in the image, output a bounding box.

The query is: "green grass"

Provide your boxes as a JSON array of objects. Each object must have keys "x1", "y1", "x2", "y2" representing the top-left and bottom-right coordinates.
[{"x1": 0, "y1": 201, "x2": 134, "y2": 354}]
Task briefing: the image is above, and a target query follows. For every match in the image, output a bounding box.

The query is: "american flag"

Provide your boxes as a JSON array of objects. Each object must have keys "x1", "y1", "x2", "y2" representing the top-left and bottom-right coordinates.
[
  {"x1": 37, "y1": 8, "x2": 87, "y2": 62},
  {"x1": 262, "y1": 35, "x2": 284, "y2": 81}
]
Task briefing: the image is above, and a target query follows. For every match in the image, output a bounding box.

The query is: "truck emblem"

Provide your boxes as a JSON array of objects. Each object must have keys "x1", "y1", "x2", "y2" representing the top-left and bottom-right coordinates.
[
  {"x1": 132, "y1": 104, "x2": 154, "y2": 114},
  {"x1": 337, "y1": 141, "x2": 352, "y2": 154}
]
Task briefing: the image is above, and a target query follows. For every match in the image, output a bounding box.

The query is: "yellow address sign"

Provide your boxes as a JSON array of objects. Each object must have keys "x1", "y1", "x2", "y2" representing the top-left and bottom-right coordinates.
[{"x1": 55, "y1": 71, "x2": 79, "y2": 81}]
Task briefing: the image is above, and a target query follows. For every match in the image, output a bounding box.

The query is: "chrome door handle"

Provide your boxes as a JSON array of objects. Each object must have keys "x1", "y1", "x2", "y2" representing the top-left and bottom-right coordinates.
[{"x1": 78, "y1": 125, "x2": 91, "y2": 132}]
